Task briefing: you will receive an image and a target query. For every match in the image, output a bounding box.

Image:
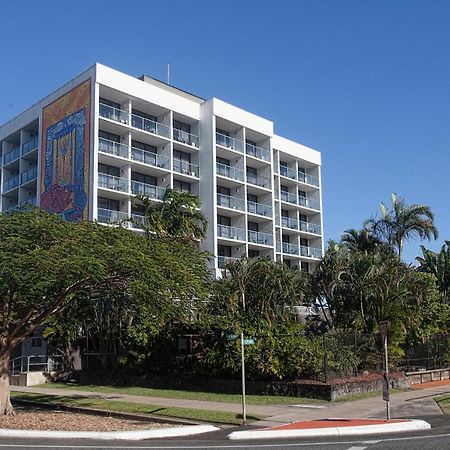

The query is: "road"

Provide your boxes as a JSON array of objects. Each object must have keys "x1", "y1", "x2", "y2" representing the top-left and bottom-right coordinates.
[{"x1": 0, "y1": 416, "x2": 449, "y2": 450}]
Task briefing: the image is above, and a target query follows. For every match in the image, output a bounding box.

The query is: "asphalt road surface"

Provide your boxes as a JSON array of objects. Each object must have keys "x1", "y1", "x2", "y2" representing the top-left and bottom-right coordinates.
[{"x1": 1, "y1": 416, "x2": 450, "y2": 450}]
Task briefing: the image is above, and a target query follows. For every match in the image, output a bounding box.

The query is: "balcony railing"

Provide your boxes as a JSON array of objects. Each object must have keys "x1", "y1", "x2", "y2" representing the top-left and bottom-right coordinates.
[
  {"x1": 99, "y1": 103, "x2": 130, "y2": 125},
  {"x1": 98, "y1": 173, "x2": 129, "y2": 193},
  {"x1": 131, "y1": 181, "x2": 166, "y2": 200},
  {"x1": 279, "y1": 165, "x2": 297, "y2": 180},
  {"x1": 131, "y1": 147, "x2": 170, "y2": 170},
  {"x1": 216, "y1": 132, "x2": 244, "y2": 153},
  {"x1": 217, "y1": 224, "x2": 246, "y2": 241},
  {"x1": 217, "y1": 193, "x2": 245, "y2": 211},
  {"x1": 97, "y1": 208, "x2": 130, "y2": 224},
  {"x1": 248, "y1": 230, "x2": 273, "y2": 246},
  {"x1": 281, "y1": 216, "x2": 299, "y2": 230},
  {"x1": 173, "y1": 129, "x2": 199, "y2": 147},
  {"x1": 247, "y1": 201, "x2": 272, "y2": 217},
  {"x1": 246, "y1": 172, "x2": 271, "y2": 189},
  {"x1": 218, "y1": 255, "x2": 239, "y2": 269},
  {"x1": 299, "y1": 196, "x2": 320, "y2": 210},
  {"x1": 299, "y1": 221, "x2": 321, "y2": 234},
  {"x1": 300, "y1": 245, "x2": 322, "y2": 259},
  {"x1": 131, "y1": 213, "x2": 148, "y2": 229},
  {"x1": 131, "y1": 113, "x2": 170, "y2": 138},
  {"x1": 22, "y1": 137, "x2": 38, "y2": 156},
  {"x1": 216, "y1": 163, "x2": 245, "y2": 182},
  {"x1": 245, "y1": 143, "x2": 270, "y2": 162},
  {"x1": 282, "y1": 242, "x2": 300, "y2": 255},
  {"x1": 20, "y1": 167, "x2": 37, "y2": 184},
  {"x1": 99, "y1": 138, "x2": 129, "y2": 158},
  {"x1": 173, "y1": 159, "x2": 199, "y2": 177},
  {"x1": 280, "y1": 190, "x2": 298, "y2": 204},
  {"x1": 3, "y1": 147, "x2": 21, "y2": 165},
  {"x1": 3, "y1": 176, "x2": 19, "y2": 192},
  {"x1": 298, "y1": 171, "x2": 320, "y2": 187}
]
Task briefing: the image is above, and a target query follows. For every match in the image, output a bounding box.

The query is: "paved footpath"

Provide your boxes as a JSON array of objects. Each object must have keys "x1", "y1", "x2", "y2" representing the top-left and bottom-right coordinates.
[{"x1": 11, "y1": 380, "x2": 450, "y2": 427}]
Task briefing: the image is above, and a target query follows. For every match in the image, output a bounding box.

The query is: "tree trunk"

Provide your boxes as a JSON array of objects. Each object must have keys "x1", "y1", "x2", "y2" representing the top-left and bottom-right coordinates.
[{"x1": 0, "y1": 349, "x2": 15, "y2": 415}]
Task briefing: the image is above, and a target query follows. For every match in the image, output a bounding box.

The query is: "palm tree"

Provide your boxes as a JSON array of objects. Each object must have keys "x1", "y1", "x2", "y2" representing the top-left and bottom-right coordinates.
[
  {"x1": 365, "y1": 193, "x2": 438, "y2": 259},
  {"x1": 341, "y1": 228, "x2": 387, "y2": 254},
  {"x1": 137, "y1": 188, "x2": 208, "y2": 241}
]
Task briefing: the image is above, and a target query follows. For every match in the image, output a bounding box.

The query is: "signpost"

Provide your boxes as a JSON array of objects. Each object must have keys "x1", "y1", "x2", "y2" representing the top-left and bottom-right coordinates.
[{"x1": 379, "y1": 320, "x2": 390, "y2": 420}]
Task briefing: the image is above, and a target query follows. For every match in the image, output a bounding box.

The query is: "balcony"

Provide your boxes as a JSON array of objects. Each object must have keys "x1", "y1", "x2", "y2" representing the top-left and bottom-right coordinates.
[
  {"x1": 98, "y1": 173, "x2": 129, "y2": 193},
  {"x1": 247, "y1": 201, "x2": 272, "y2": 217},
  {"x1": 131, "y1": 113, "x2": 170, "y2": 138},
  {"x1": 245, "y1": 143, "x2": 270, "y2": 162},
  {"x1": 97, "y1": 208, "x2": 129, "y2": 224},
  {"x1": 298, "y1": 171, "x2": 320, "y2": 187},
  {"x1": 279, "y1": 165, "x2": 297, "y2": 180},
  {"x1": 246, "y1": 172, "x2": 271, "y2": 189},
  {"x1": 248, "y1": 230, "x2": 273, "y2": 246},
  {"x1": 280, "y1": 190, "x2": 298, "y2": 205},
  {"x1": 3, "y1": 176, "x2": 19, "y2": 192},
  {"x1": 299, "y1": 221, "x2": 321, "y2": 234},
  {"x1": 173, "y1": 129, "x2": 199, "y2": 147},
  {"x1": 300, "y1": 245, "x2": 322, "y2": 259},
  {"x1": 299, "y1": 196, "x2": 320, "y2": 211},
  {"x1": 217, "y1": 193, "x2": 245, "y2": 211},
  {"x1": 3, "y1": 147, "x2": 21, "y2": 165},
  {"x1": 173, "y1": 159, "x2": 199, "y2": 178},
  {"x1": 131, "y1": 181, "x2": 166, "y2": 200},
  {"x1": 99, "y1": 138, "x2": 128, "y2": 158},
  {"x1": 131, "y1": 147, "x2": 170, "y2": 170},
  {"x1": 218, "y1": 255, "x2": 239, "y2": 269},
  {"x1": 216, "y1": 132, "x2": 244, "y2": 153},
  {"x1": 282, "y1": 242, "x2": 300, "y2": 255},
  {"x1": 216, "y1": 163, "x2": 245, "y2": 182},
  {"x1": 20, "y1": 167, "x2": 37, "y2": 184},
  {"x1": 281, "y1": 216, "x2": 299, "y2": 230},
  {"x1": 217, "y1": 224, "x2": 246, "y2": 241},
  {"x1": 99, "y1": 103, "x2": 130, "y2": 125},
  {"x1": 131, "y1": 213, "x2": 148, "y2": 229},
  {"x1": 22, "y1": 137, "x2": 38, "y2": 156}
]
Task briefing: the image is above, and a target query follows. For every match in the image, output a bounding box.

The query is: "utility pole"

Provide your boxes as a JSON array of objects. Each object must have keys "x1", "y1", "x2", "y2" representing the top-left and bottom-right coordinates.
[{"x1": 240, "y1": 288, "x2": 247, "y2": 425}]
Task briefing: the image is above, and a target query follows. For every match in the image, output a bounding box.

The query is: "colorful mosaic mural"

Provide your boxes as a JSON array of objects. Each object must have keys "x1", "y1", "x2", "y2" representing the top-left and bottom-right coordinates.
[{"x1": 40, "y1": 80, "x2": 91, "y2": 221}]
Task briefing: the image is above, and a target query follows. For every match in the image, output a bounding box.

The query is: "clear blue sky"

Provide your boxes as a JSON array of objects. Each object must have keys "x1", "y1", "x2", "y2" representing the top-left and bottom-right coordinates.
[{"x1": 1, "y1": 0, "x2": 448, "y2": 262}]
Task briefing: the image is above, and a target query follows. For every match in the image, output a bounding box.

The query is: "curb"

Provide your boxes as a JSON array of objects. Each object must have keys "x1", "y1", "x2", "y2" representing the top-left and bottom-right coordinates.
[
  {"x1": 227, "y1": 419, "x2": 431, "y2": 440},
  {"x1": 0, "y1": 425, "x2": 220, "y2": 441}
]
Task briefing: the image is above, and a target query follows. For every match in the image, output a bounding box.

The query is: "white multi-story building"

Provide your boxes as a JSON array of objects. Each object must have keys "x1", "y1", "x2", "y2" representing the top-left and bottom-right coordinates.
[{"x1": 0, "y1": 63, "x2": 323, "y2": 276}]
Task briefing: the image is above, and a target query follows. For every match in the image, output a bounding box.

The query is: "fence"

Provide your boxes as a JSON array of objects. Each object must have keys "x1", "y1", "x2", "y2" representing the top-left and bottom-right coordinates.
[{"x1": 10, "y1": 354, "x2": 65, "y2": 375}]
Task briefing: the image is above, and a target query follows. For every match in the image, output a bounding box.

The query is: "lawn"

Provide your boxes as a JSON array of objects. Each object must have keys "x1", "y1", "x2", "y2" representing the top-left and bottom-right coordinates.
[
  {"x1": 11, "y1": 392, "x2": 261, "y2": 426},
  {"x1": 37, "y1": 382, "x2": 325, "y2": 406},
  {"x1": 435, "y1": 395, "x2": 450, "y2": 414}
]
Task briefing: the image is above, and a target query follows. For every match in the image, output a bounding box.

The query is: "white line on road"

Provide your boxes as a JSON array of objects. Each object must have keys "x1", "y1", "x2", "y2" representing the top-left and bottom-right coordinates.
[
  {"x1": 346, "y1": 447, "x2": 367, "y2": 450},
  {"x1": 292, "y1": 404, "x2": 327, "y2": 409}
]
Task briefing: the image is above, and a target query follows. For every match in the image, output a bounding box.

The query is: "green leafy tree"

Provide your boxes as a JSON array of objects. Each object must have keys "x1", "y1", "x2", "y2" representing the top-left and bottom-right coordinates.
[
  {"x1": 365, "y1": 193, "x2": 438, "y2": 259},
  {"x1": 0, "y1": 209, "x2": 159, "y2": 415}
]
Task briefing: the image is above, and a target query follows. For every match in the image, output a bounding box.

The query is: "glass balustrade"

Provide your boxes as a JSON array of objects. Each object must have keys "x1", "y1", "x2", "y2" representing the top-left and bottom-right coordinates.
[
  {"x1": 305, "y1": 173, "x2": 320, "y2": 187},
  {"x1": 245, "y1": 143, "x2": 270, "y2": 162},
  {"x1": 20, "y1": 167, "x2": 37, "y2": 184},
  {"x1": 131, "y1": 114, "x2": 170, "y2": 138},
  {"x1": 280, "y1": 191, "x2": 298, "y2": 204},
  {"x1": 3, "y1": 176, "x2": 19, "y2": 192},
  {"x1": 299, "y1": 221, "x2": 321, "y2": 234},
  {"x1": 173, "y1": 159, "x2": 199, "y2": 177},
  {"x1": 22, "y1": 137, "x2": 38, "y2": 155},
  {"x1": 173, "y1": 129, "x2": 199, "y2": 147},
  {"x1": 215, "y1": 132, "x2": 244, "y2": 153},
  {"x1": 247, "y1": 201, "x2": 272, "y2": 217},
  {"x1": 281, "y1": 216, "x2": 299, "y2": 230},
  {"x1": 131, "y1": 181, "x2": 166, "y2": 200},
  {"x1": 282, "y1": 242, "x2": 300, "y2": 255},
  {"x1": 279, "y1": 166, "x2": 297, "y2": 180},
  {"x1": 3, "y1": 147, "x2": 21, "y2": 165},
  {"x1": 131, "y1": 214, "x2": 148, "y2": 229},
  {"x1": 217, "y1": 224, "x2": 246, "y2": 241},
  {"x1": 131, "y1": 147, "x2": 170, "y2": 169},
  {"x1": 300, "y1": 246, "x2": 322, "y2": 259},
  {"x1": 248, "y1": 230, "x2": 273, "y2": 246},
  {"x1": 299, "y1": 196, "x2": 320, "y2": 210},
  {"x1": 98, "y1": 138, "x2": 129, "y2": 158},
  {"x1": 99, "y1": 103, "x2": 130, "y2": 125},
  {"x1": 97, "y1": 208, "x2": 129, "y2": 224},
  {"x1": 98, "y1": 173, "x2": 129, "y2": 192},
  {"x1": 246, "y1": 172, "x2": 271, "y2": 188},
  {"x1": 216, "y1": 163, "x2": 245, "y2": 181},
  {"x1": 218, "y1": 255, "x2": 239, "y2": 269},
  {"x1": 217, "y1": 193, "x2": 245, "y2": 211}
]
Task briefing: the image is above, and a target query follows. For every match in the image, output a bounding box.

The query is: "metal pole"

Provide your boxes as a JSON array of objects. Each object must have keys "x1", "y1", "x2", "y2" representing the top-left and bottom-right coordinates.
[
  {"x1": 384, "y1": 335, "x2": 390, "y2": 420},
  {"x1": 241, "y1": 288, "x2": 247, "y2": 426}
]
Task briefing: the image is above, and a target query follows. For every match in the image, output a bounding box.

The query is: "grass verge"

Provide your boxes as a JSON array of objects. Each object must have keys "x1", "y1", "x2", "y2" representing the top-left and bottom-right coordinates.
[
  {"x1": 36, "y1": 382, "x2": 325, "y2": 405},
  {"x1": 11, "y1": 392, "x2": 261, "y2": 425},
  {"x1": 435, "y1": 395, "x2": 450, "y2": 414}
]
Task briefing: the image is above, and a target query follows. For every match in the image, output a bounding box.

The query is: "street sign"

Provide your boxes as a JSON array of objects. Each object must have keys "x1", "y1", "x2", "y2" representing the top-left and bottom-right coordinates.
[
  {"x1": 243, "y1": 339, "x2": 255, "y2": 345},
  {"x1": 226, "y1": 334, "x2": 239, "y2": 341},
  {"x1": 379, "y1": 321, "x2": 388, "y2": 343}
]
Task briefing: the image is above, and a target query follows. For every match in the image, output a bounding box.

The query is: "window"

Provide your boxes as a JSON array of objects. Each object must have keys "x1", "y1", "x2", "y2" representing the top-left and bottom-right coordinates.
[
  {"x1": 131, "y1": 109, "x2": 157, "y2": 131},
  {"x1": 300, "y1": 238, "x2": 308, "y2": 247},
  {"x1": 248, "y1": 221, "x2": 259, "y2": 232},
  {"x1": 217, "y1": 186, "x2": 231, "y2": 196},
  {"x1": 99, "y1": 130, "x2": 121, "y2": 142},
  {"x1": 173, "y1": 149, "x2": 191, "y2": 163},
  {"x1": 280, "y1": 161, "x2": 288, "y2": 176},
  {"x1": 132, "y1": 109, "x2": 157, "y2": 121},
  {"x1": 173, "y1": 120, "x2": 191, "y2": 133},
  {"x1": 217, "y1": 157, "x2": 230, "y2": 166},
  {"x1": 98, "y1": 197, "x2": 119, "y2": 211},
  {"x1": 282, "y1": 234, "x2": 290, "y2": 243},
  {"x1": 216, "y1": 128, "x2": 229, "y2": 136},
  {"x1": 246, "y1": 139, "x2": 257, "y2": 147},
  {"x1": 98, "y1": 163, "x2": 120, "y2": 177},
  {"x1": 281, "y1": 209, "x2": 289, "y2": 218},
  {"x1": 99, "y1": 98, "x2": 120, "y2": 109},
  {"x1": 284, "y1": 259, "x2": 291, "y2": 268},
  {"x1": 218, "y1": 245, "x2": 232, "y2": 257},
  {"x1": 299, "y1": 214, "x2": 307, "y2": 222},
  {"x1": 301, "y1": 262, "x2": 310, "y2": 273},
  {"x1": 131, "y1": 172, "x2": 157, "y2": 186},
  {"x1": 132, "y1": 140, "x2": 157, "y2": 153},
  {"x1": 281, "y1": 184, "x2": 289, "y2": 193},
  {"x1": 173, "y1": 180, "x2": 191, "y2": 193},
  {"x1": 218, "y1": 215, "x2": 231, "y2": 226},
  {"x1": 248, "y1": 249, "x2": 260, "y2": 258},
  {"x1": 247, "y1": 193, "x2": 258, "y2": 203},
  {"x1": 31, "y1": 337, "x2": 42, "y2": 348}
]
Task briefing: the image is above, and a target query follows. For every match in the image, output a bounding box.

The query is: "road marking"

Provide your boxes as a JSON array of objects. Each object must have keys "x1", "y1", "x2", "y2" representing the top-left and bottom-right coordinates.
[
  {"x1": 346, "y1": 447, "x2": 367, "y2": 450},
  {"x1": 292, "y1": 404, "x2": 326, "y2": 409}
]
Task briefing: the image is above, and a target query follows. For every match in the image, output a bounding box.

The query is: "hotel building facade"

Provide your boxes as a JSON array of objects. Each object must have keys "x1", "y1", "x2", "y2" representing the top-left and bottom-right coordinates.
[{"x1": 0, "y1": 63, "x2": 323, "y2": 276}]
